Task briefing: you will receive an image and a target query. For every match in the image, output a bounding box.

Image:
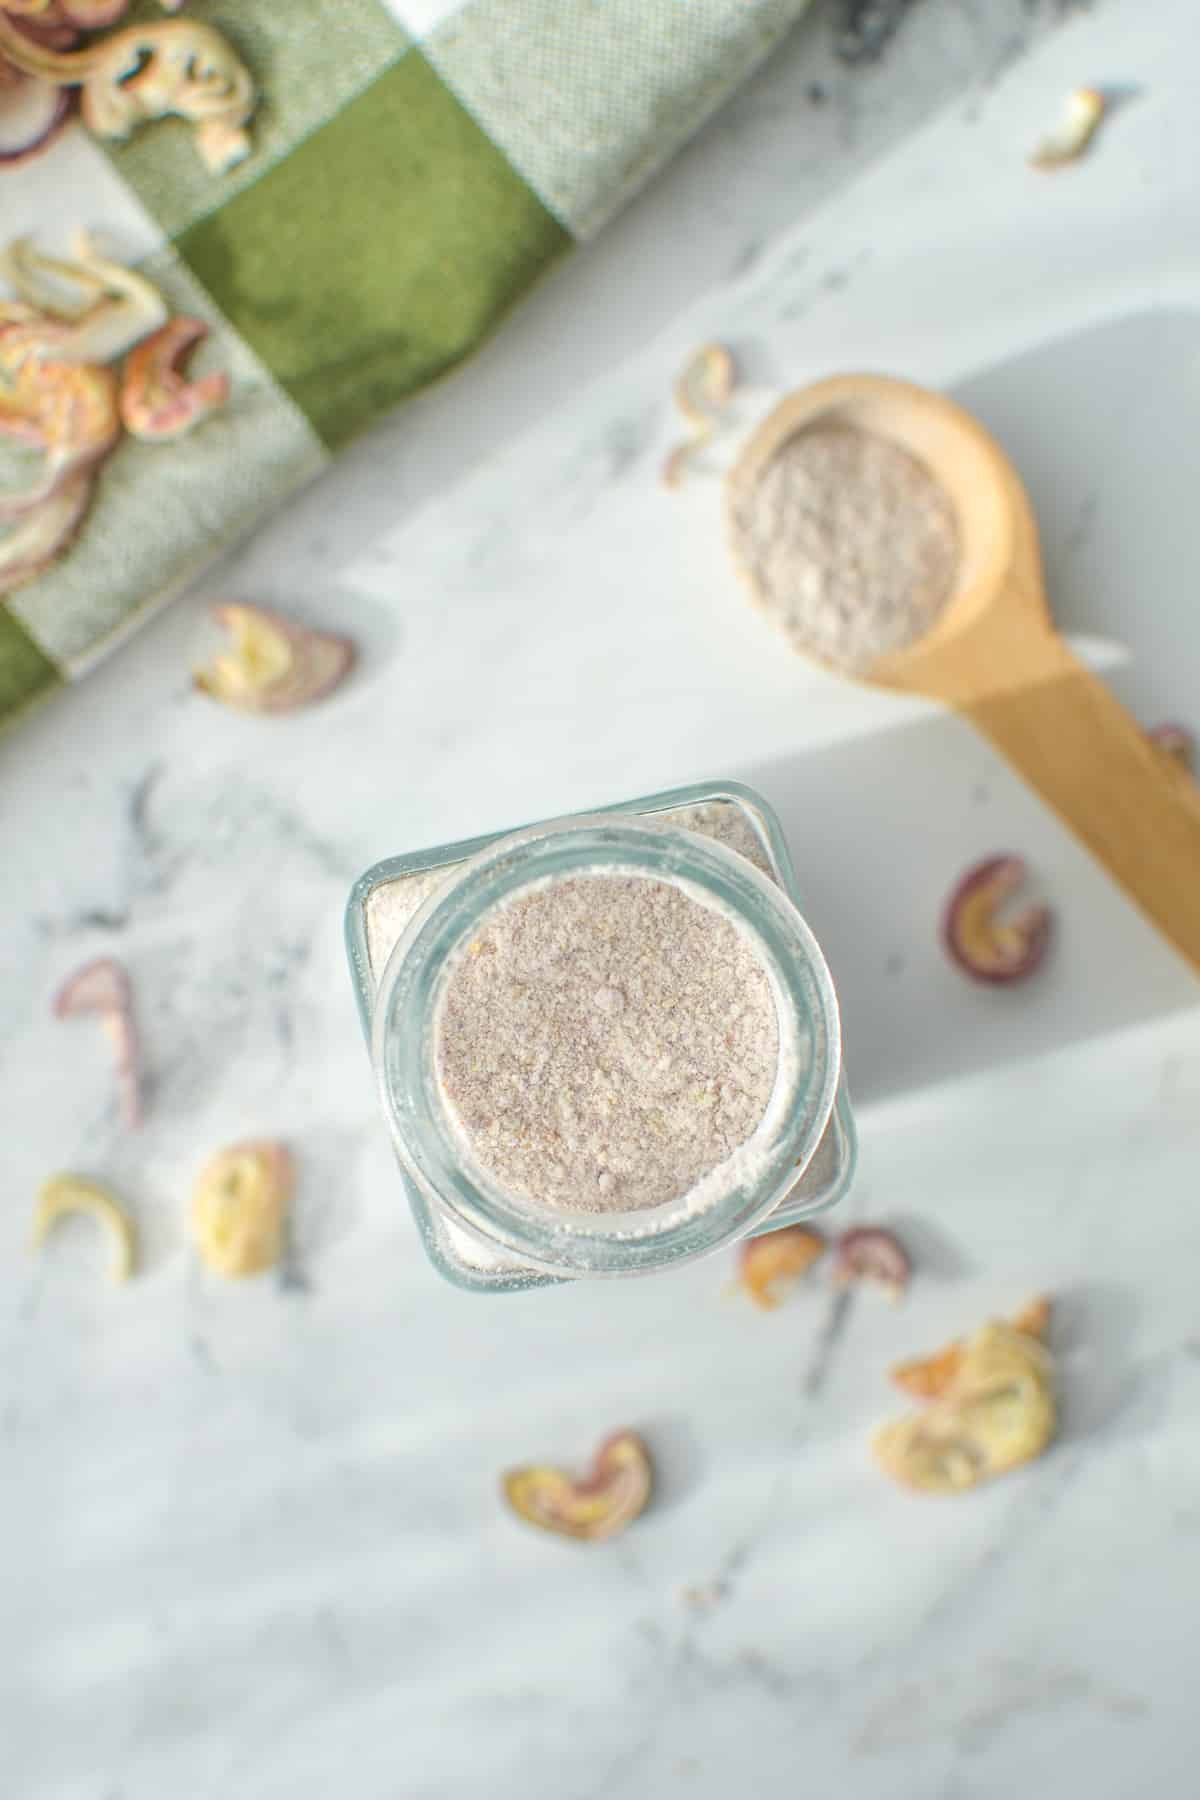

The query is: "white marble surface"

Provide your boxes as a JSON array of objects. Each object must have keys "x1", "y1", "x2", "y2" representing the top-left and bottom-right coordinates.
[{"x1": 7, "y1": 2, "x2": 1200, "y2": 1794}]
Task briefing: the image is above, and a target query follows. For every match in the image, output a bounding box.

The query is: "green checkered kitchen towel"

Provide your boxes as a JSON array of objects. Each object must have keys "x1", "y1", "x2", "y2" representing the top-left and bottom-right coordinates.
[{"x1": 0, "y1": 0, "x2": 813, "y2": 731}]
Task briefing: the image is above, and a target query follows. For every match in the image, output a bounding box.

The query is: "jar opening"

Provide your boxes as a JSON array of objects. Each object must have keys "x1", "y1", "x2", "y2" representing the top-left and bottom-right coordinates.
[
  {"x1": 431, "y1": 863, "x2": 786, "y2": 1223},
  {"x1": 372, "y1": 818, "x2": 842, "y2": 1279}
]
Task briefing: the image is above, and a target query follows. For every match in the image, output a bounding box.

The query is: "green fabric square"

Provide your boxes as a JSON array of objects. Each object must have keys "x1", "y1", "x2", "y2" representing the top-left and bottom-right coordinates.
[
  {"x1": 106, "y1": 0, "x2": 409, "y2": 241},
  {"x1": 0, "y1": 606, "x2": 60, "y2": 731},
  {"x1": 175, "y1": 50, "x2": 571, "y2": 449}
]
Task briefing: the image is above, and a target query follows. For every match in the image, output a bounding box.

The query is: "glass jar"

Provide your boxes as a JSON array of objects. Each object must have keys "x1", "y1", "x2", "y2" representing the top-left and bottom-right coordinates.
[{"x1": 345, "y1": 781, "x2": 856, "y2": 1291}]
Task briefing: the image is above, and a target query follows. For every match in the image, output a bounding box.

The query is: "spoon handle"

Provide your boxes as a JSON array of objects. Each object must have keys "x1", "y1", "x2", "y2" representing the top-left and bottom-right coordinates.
[{"x1": 964, "y1": 649, "x2": 1200, "y2": 975}]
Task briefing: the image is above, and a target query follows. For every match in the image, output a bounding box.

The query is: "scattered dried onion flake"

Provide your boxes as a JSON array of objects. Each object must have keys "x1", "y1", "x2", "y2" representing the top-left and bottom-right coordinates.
[
  {"x1": 0, "y1": 66, "x2": 70, "y2": 165},
  {"x1": 0, "y1": 15, "x2": 255, "y2": 172},
  {"x1": 675, "y1": 342, "x2": 736, "y2": 430},
  {"x1": 502, "y1": 1429, "x2": 653, "y2": 1542},
  {"x1": 194, "y1": 603, "x2": 354, "y2": 715},
  {"x1": 832, "y1": 1226, "x2": 910, "y2": 1299},
  {"x1": 874, "y1": 1321, "x2": 1056, "y2": 1494},
  {"x1": 1029, "y1": 86, "x2": 1106, "y2": 170},
  {"x1": 889, "y1": 1338, "x2": 962, "y2": 1402},
  {"x1": 52, "y1": 955, "x2": 142, "y2": 1128},
  {"x1": 120, "y1": 315, "x2": 229, "y2": 442},
  {"x1": 193, "y1": 1139, "x2": 292, "y2": 1278},
  {"x1": 737, "y1": 1223, "x2": 825, "y2": 1308},
  {"x1": 1010, "y1": 1293, "x2": 1052, "y2": 1342},
  {"x1": 0, "y1": 324, "x2": 121, "y2": 519},
  {"x1": 941, "y1": 854, "x2": 1051, "y2": 984},
  {"x1": 662, "y1": 342, "x2": 736, "y2": 488},
  {"x1": 32, "y1": 1173, "x2": 136, "y2": 1282},
  {"x1": 890, "y1": 1295, "x2": 1051, "y2": 1399},
  {"x1": 0, "y1": 466, "x2": 92, "y2": 594}
]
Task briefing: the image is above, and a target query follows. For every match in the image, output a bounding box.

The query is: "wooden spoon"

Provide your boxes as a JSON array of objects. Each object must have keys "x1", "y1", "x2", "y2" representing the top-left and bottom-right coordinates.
[{"x1": 727, "y1": 373, "x2": 1200, "y2": 974}]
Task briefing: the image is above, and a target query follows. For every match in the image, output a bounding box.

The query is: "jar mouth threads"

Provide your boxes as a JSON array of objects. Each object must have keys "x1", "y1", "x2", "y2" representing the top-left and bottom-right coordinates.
[{"x1": 371, "y1": 816, "x2": 842, "y2": 1281}]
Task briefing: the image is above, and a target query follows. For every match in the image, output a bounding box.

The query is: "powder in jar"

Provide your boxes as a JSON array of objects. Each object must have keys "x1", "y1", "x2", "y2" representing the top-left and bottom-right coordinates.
[
  {"x1": 433, "y1": 873, "x2": 779, "y2": 1214},
  {"x1": 729, "y1": 422, "x2": 960, "y2": 673}
]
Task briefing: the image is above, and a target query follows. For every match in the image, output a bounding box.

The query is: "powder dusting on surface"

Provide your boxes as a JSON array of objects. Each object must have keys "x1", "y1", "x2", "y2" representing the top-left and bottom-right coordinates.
[
  {"x1": 731, "y1": 423, "x2": 960, "y2": 673},
  {"x1": 433, "y1": 873, "x2": 780, "y2": 1214}
]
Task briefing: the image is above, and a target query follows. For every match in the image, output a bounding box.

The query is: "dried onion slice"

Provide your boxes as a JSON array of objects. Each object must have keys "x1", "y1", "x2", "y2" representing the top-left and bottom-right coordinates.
[{"x1": 503, "y1": 1429, "x2": 652, "y2": 1541}]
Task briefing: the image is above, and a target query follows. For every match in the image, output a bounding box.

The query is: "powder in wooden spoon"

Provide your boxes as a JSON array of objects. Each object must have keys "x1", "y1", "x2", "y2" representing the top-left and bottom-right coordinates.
[{"x1": 730, "y1": 423, "x2": 960, "y2": 673}]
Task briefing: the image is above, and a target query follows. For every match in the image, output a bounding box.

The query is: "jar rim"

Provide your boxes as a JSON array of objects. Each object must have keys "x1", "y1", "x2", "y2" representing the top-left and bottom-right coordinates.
[{"x1": 371, "y1": 814, "x2": 842, "y2": 1278}]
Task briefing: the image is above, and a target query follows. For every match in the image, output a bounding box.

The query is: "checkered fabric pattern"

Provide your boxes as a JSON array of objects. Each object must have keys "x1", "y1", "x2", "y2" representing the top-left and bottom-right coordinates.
[{"x1": 0, "y1": 0, "x2": 812, "y2": 729}]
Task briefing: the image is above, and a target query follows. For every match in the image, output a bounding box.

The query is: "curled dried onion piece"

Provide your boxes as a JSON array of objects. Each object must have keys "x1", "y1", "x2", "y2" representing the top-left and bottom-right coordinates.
[
  {"x1": 119, "y1": 315, "x2": 229, "y2": 441},
  {"x1": 0, "y1": 233, "x2": 167, "y2": 536},
  {"x1": 4, "y1": 13, "x2": 82, "y2": 51},
  {"x1": 1010, "y1": 1293, "x2": 1051, "y2": 1341},
  {"x1": 675, "y1": 342, "x2": 736, "y2": 430},
  {"x1": 1147, "y1": 722, "x2": 1195, "y2": 774},
  {"x1": 662, "y1": 342, "x2": 736, "y2": 488},
  {"x1": 941, "y1": 854, "x2": 1051, "y2": 984},
  {"x1": 874, "y1": 1321, "x2": 1055, "y2": 1494},
  {"x1": 737, "y1": 1223, "x2": 825, "y2": 1308},
  {"x1": 0, "y1": 347, "x2": 119, "y2": 519},
  {"x1": 1, "y1": 232, "x2": 168, "y2": 361},
  {"x1": 0, "y1": 62, "x2": 69, "y2": 163},
  {"x1": 0, "y1": 14, "x2": 254, "y2": 171},
  {"x1": 194, "y1": 603, "x2": 354, "y2": 715},
  {"x1": 53, "y1": 954, "x2": 142, "y2": 1128},
  {"x1": 0, "y1": 240, "x2": 143, "y2": 517},
  {"x1": 193, "y1": 1139, "x2": 292, "y2": 1278},
  {"x1": 888, "y1": 1338, "x2": 961, "y2": 1402},
  {"x1": 1029, "y1": 86, "x2": 1107, "y2": 170},
  {"x1": 832, "y1": 1226, "x2": 910, "y2": 1299},
  {"x1": 32, "y1": 1173, "x2": 136, "y2": 1281},
  {"x1": 6, "y1": 1, "x2": 141, "y2": 25},
  {"x1": 0, "y1": 465, "x2": 91, "y2": 593},
  {"x1": 503, "y1": 1429, "x2": 652, "y2": 1542},
  {"x1": 891, "y1": 1295, "x2": 1051, "y2": 1398},
  {"x1": 56, "y1": 1, "x2": 136, "y2": 26}
]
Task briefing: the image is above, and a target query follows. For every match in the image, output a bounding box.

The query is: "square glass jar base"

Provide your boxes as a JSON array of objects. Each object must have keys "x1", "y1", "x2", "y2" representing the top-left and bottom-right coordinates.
[{"x1": 346, "y1": 780, "x2": 857, "y2": 1292}]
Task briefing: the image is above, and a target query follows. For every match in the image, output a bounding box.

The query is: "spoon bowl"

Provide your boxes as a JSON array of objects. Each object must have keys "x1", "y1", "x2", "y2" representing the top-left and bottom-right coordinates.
[{"x1": 727, "y1": 373, "x2": 1200, "y2": 974}]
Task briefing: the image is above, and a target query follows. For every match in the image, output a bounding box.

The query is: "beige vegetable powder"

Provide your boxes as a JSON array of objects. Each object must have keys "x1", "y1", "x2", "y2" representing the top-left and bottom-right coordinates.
[
  {"x1": 730, "y1": 422, "x2": 960, "y2": 673},
  {"x1": 433, "y1": 873, "x2": 780, "y2": 1214}
]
